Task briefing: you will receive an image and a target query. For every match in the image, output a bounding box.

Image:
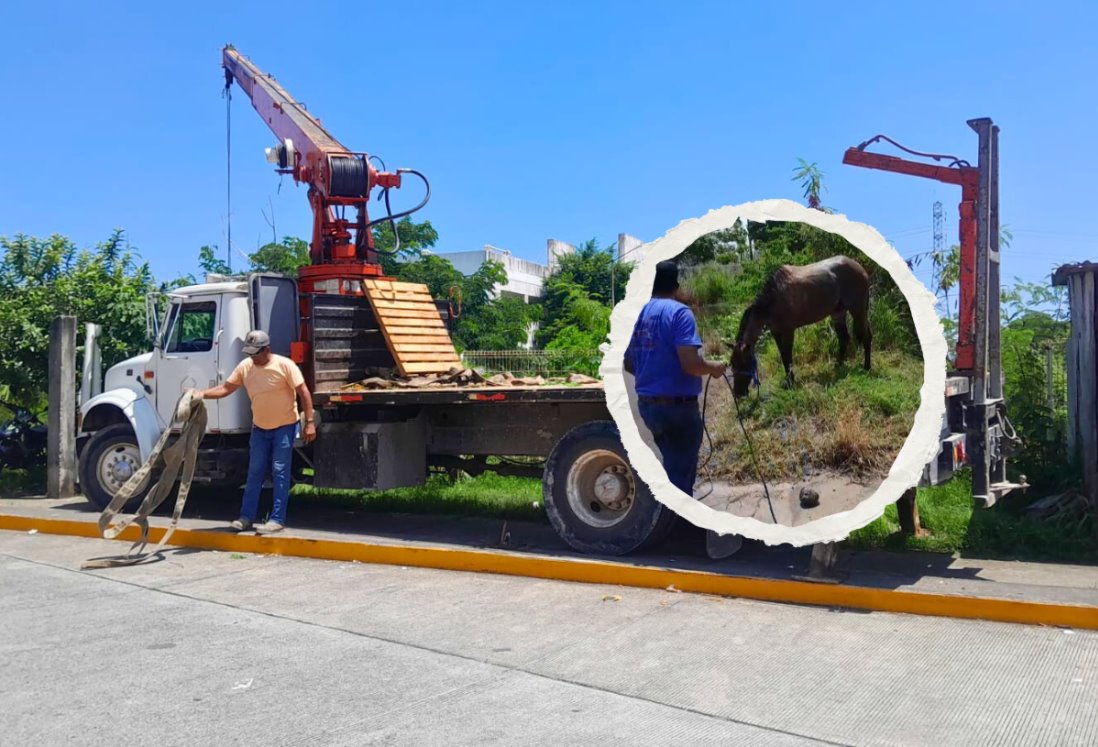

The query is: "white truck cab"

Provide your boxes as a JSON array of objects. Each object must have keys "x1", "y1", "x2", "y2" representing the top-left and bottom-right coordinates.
[{"x1": 77, "y1": 274, "x2": 299, "y2": 509}]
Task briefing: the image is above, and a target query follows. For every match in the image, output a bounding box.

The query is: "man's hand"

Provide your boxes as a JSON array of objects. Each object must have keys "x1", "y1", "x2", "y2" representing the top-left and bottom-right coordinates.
[
  {"x1": 295, "y1": 383, "x2": 316, "y2": 445},
  {"x1": 200, "y1": 382, "x2": 240, "y2": 400},
  {"x1": 677, "y1": 346, "x2": 730, "y2": 380}
]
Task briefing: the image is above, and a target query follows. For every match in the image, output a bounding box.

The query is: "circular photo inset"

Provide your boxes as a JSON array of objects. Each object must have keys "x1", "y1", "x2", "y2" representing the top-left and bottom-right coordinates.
[{"x1": 602, "y1": 200, "x2": 947, "y2": 547}]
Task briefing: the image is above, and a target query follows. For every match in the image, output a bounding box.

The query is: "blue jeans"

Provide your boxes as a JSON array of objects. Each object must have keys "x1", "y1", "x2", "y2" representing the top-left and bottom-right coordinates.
[
  {"x1": 240, "y1": 422, "x2": 297, "y2": 525},
  {"x1": 637, "y1": 400, "x2": 704, "y2": 497}
]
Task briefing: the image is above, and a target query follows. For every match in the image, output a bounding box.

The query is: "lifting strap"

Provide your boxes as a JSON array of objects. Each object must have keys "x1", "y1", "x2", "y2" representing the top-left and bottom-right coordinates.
[{"x1": 81, "y1": 391, "x2": 207, "y2": 569}]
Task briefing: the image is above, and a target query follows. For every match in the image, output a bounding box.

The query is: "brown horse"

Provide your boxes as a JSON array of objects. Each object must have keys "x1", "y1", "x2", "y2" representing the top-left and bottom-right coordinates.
[{"x1": 729, "y1": 255, "x2": 872, "y2": 398}]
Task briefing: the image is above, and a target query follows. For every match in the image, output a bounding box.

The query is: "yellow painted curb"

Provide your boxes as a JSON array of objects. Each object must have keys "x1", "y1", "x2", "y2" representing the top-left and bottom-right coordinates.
[{"x1": 4, "y1": 513, "x2": 1098, "y2": 631}]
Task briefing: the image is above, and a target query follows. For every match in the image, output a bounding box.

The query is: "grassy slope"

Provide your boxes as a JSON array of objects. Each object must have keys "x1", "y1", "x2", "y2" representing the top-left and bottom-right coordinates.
[{"x1": 704, "y1": 345, "x2": 923, "y2": 482}]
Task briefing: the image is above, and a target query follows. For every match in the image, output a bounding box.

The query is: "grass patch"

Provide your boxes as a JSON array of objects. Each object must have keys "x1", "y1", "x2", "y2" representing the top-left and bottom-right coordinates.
[
  {"x1": 848, "y1": 470, "x2": 1098, "y2": 563},
  {"x1": 0, "y1": 465, "x2": 46, "y2": 498},
  {"x1": 705, "y1": 347, "x2": 922, "y2": 481},
  {"x1": 293, "y1": 472, "x2": 546, "y2": 522}
]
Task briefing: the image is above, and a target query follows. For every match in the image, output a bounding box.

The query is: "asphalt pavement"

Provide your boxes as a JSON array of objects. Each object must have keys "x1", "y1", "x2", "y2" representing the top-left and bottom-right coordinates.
[{"x1": 3, "y1": 530, "x2": 1097, "y2": 746}]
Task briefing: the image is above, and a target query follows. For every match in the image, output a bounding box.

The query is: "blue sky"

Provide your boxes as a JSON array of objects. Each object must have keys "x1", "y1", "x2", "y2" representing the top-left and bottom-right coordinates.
[{"x1": 1, "y1": 1, "x2": 1094, "y2": 298}]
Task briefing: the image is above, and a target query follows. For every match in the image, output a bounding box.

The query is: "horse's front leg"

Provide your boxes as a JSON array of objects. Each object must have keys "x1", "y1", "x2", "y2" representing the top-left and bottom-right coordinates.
[{"x1": 774, "y1": 331, "x2": 796, "y2": 387}]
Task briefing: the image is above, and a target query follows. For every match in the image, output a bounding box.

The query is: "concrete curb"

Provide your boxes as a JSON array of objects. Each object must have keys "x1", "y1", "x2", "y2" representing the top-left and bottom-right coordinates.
[{"x1": 4, "y1": 513, "x2": 1097, "y2": 631}]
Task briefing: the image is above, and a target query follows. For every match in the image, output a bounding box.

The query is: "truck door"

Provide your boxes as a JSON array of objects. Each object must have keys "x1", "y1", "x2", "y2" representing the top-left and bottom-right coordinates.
[
  {"x1": 249, "y1": 274, "x2": 299, "y2": 356},
  {"x1": 157, "y1": 296, "x2": 221, "y2": 430}
]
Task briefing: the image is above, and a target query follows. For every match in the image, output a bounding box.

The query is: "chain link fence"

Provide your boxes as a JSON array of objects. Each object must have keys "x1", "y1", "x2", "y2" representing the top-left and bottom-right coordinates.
[{"x1": 459, "y1": 350, "x2": 604, "y2": 378}]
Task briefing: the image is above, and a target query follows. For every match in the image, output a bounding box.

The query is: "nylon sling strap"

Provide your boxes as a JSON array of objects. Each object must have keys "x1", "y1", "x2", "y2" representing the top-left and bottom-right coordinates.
[{"x1": 81, "y1": 391, "x2": 207, "y2": 570}]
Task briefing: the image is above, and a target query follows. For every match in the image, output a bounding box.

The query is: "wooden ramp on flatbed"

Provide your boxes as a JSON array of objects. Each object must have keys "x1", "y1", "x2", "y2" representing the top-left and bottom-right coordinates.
[{"x1": 362, "y1": 279, "x2": 462, "y2": 376}]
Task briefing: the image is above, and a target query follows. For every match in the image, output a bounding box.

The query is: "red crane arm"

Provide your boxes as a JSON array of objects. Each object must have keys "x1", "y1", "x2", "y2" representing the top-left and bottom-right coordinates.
[
  {"x1": 221, "y1": 45, "x2": 402, "y2": 277},
  {"x1": 222, "y1": 46, "x2": 397, "y2": 200},
  {"x1": 842, "y1": 141, "x2": 979, "y2": 371},
  {"x1": 841, "y1": 148, "x2": 977, "y2": 190}
]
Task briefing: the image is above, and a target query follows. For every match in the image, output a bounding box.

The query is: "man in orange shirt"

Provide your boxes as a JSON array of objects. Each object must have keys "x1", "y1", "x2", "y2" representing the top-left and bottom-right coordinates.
[{"x1": 200, "y1": 330, "x2": 316, "y2": 534}]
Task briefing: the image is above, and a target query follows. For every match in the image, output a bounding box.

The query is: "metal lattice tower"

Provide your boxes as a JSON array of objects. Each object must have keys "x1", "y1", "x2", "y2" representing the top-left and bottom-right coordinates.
[{"x1": 932, "y1": 200, "x2": 944, "y2": 257}]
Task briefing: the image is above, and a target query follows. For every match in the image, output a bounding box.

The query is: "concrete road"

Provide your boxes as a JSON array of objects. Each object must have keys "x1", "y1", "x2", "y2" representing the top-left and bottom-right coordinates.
[{"x1": 3, "y1": 531, "x2": 1097, "y2": 746}]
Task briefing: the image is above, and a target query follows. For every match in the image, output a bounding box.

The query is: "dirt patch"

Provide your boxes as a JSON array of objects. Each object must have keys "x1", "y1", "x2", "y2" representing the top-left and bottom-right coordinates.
[{"x1": 696, "y1": 470, "x2": 885, "y2": 526}]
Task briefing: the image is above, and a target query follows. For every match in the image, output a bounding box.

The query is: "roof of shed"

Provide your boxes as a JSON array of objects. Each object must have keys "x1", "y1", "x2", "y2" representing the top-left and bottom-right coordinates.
[{"x1": 1052, "y1": 262, "x2": 1098, "y2": 286}]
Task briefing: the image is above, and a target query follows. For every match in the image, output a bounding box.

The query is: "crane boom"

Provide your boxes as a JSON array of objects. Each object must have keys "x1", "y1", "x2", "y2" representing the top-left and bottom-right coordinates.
[
  {"x1": 223, "y1": 46, "x2": 359, "y2": 188},
  {"x1": 222, "y1": 45, "x2": 420, "y2": 295}
]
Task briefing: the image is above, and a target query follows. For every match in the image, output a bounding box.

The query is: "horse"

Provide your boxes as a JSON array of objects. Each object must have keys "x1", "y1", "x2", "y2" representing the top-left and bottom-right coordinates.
[{"x1": 729, "y1": 255, "x2": 872, "y2": 398}]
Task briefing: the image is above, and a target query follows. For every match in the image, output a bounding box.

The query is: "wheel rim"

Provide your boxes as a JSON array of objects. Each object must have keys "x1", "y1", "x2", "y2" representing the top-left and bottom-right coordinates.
[
  {"x1": 565, "y1": 449, "x2": 636, "y2": 529},
  {"x1": 96, "y1": 442, "x2": 147, "y2": 497}
]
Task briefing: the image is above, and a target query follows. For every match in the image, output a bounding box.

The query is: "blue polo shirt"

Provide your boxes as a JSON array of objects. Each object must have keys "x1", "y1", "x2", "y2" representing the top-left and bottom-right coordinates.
[{"x1": 625, "y1": 297, "x2": 703, "y2": 397}]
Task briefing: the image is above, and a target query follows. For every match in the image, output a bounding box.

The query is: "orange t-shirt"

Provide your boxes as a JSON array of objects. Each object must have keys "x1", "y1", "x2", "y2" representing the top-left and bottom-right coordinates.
[{"x1": 227, "y1": 354, "x2": 306, "y2": 430}]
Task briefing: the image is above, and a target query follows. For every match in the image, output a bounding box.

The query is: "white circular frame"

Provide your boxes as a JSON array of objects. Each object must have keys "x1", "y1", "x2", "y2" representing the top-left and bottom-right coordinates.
[{"x1": 600, "y1": 199, "x2": 948, "y2": 547}]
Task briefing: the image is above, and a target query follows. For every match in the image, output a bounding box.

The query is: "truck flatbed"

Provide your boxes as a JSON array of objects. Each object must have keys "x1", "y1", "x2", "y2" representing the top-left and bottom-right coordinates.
[{"x1": 317, "y1": 382, "x2": 605, "y2": 407}]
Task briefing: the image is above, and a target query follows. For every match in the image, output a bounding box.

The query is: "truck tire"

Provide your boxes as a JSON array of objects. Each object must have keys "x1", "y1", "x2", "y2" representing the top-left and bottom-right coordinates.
[
  {"x1": 543, "y1": 420, "x2": 677, "y2": 556},
  {"x1": 78, "y1": 424, "x2": 153, "y2": 512}
]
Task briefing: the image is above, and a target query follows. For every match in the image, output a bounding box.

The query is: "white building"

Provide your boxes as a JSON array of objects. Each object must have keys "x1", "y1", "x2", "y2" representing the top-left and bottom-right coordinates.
[
  {"x1": 434, "y1": 233, "x2": 646, "y2": 349},
  {"x1": 434, "y1": 233, "x2": 646, "y2": 304},
  {"x1": 616, "y1": 232, "x2": 647, "y2": 264},
  {"x1": 438, "y1": 244, "x2": 557, "y2": 303}
]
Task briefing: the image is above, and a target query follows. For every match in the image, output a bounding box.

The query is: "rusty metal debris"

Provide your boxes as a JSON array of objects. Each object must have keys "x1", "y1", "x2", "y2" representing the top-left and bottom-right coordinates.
[{"x1": 340, "y1": 367, "x2": 601, "y2": 392}]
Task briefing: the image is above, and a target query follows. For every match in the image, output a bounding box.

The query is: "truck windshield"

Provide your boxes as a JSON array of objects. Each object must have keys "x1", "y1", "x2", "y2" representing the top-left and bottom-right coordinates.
[{"x1": 166, "y1": 301, "x2": 217, "y2": 353}]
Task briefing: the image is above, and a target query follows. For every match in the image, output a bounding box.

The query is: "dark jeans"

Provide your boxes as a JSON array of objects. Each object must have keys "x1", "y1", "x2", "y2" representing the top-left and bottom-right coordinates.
[
  {"x1": 240, "y1": 422, "x2": 297, "y2": 525},
  {"x1": 637, "y1": 400, "x2": 704, "y2": 497}
]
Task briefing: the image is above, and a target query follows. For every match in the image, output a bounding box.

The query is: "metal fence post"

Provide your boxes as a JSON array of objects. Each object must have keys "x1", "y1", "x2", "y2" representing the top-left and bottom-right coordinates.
[{"x1": 47, "y1": 315, "x2": 77, "y2": 499}]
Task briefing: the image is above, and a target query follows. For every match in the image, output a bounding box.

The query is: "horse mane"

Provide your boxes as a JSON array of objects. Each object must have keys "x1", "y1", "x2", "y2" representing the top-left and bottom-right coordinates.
[
  {"x1": 755, "y1": 265, "x2": 792, "y2": 304},
  {"x1": 736, "y1": 266, "x2": 790, "y2": 343},
  {"x1": 735, "y1": 303, "x2": 762, "y2": 344}
]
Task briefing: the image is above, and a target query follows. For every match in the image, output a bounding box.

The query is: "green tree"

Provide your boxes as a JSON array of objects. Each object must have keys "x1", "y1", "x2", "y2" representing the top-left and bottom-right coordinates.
[
  {"x1": 0, "y1": 230, "x2": 155, "y2": 405},
  {"x1": 181, "y1": 216, "x2": 532, "y2": 351},
  {"x1": 536, "y1": 239, "x2": 631, "y2": 348},
  {"x1": 680, "y1": 219, "x2": 753, "y2": 267},
  {"x1": 455, "y1": 295, "x2": 539, "y2": 351},
  {"x1": 793, "y1": 158, "x2": 828, "y2": 212},
  {"x1": 997, "y1": 279, "x2": 1071, "y2": 487},
  {"x1": 197, "y1": 245, "x2": 232, "y2": 276},
  {"x1": 374, "y1": 217, "x2": 441, "y2": 275},
  {"x1": 249, "y1": 236, "x2": 310, "y2": 277}
]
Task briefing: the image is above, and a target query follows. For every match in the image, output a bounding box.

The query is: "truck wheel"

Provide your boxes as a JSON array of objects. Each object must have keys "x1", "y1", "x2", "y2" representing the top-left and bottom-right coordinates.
[
  {"x1": 543, "y1": 420, "x2": 676, "y2": 556},
  {"x1": 78, "y1": 424, "x2": 153, "y2": 512}
]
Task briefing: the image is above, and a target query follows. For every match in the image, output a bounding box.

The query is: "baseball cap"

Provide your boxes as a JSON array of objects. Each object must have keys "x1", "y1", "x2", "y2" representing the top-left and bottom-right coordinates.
[{"x1": 242, "y1": 330, "x2": 271, "y2": 355}]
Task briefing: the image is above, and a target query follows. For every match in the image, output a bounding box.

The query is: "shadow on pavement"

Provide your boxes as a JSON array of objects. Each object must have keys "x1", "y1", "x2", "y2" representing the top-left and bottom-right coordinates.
[{"x1": 35, "y1": 488, "x2": 1096, "y2": 605}]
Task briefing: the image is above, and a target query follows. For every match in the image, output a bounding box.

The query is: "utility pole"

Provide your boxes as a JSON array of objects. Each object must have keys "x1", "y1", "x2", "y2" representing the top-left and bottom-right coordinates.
[{"x1": 47, "y1": 316, "x2": 77, "y2": 499}]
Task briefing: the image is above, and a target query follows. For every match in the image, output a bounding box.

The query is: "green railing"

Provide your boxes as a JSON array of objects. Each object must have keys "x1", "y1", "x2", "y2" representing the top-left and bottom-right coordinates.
[{"x1": 459, "y1": 349, "x2": 603, "y2": 378}]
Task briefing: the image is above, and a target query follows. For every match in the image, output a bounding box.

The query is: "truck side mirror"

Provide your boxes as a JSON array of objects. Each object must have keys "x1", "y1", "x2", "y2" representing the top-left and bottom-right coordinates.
[{"x1": 145, "y1": 292, "x2": 163, "y2": 347}]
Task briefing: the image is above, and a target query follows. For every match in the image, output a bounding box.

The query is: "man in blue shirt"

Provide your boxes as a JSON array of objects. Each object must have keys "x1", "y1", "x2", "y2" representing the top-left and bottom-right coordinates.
[{"x1": 625, "y1": 260, "x2": 742, "y2": 558}]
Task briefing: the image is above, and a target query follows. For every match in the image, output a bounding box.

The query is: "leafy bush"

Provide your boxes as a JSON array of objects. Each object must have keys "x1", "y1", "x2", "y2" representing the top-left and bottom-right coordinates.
[
  {"x1": 682, "y1": 263, "x2": 739, "y2": 308},
  {"x1": 0, "y1": 230, "x2": 156, "y2": 407}
]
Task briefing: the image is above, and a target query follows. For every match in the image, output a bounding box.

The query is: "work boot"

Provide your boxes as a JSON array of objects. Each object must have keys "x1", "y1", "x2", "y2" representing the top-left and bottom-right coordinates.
[
  {"x1": 706, "y1": 530, "x2": 743, "y2": 559},
  {"x1": 255, "y1": 521, "x2": 284, "y2": 535},
  {"x1": 230, "y1": 517, "x2": 253, "y2": 532}
]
